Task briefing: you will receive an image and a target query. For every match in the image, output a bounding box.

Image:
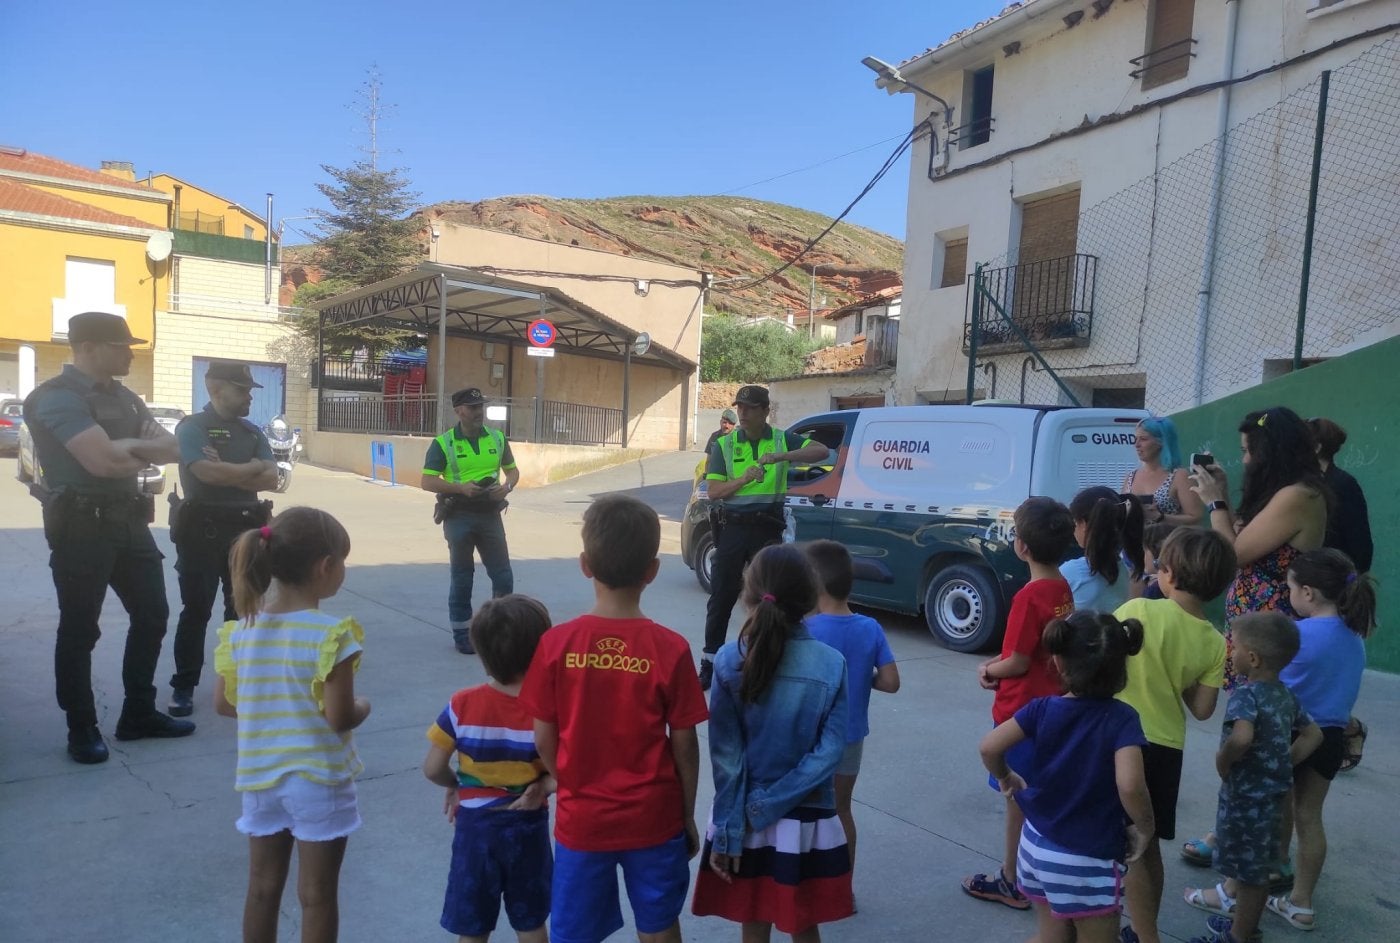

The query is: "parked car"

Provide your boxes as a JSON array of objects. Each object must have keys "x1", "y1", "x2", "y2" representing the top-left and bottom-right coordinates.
[
  {"x1": 681, "y1": 403, "x2": 1148, "y2": 652},
  {"x1": 0, "y1": 398, "x2": 22, "y2": 456},
  {"x1": 15, "y1": 402, "x2": 171, "y2": 494}
]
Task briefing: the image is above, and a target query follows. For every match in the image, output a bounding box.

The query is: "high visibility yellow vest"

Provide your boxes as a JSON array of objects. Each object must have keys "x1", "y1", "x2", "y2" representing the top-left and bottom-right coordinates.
[
  {"x1": 717, "y1": 427, "x2": 787, "y2": 506},
  {"x1": 435, "y1": 426, "x2": 507, "y2": 483}
]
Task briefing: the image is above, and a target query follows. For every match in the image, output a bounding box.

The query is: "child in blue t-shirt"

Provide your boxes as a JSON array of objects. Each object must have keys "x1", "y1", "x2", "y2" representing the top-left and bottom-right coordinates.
[
  {"x1": 802, "y1": 540, "x2": 900, "y2": 875},
  {"x1": 980, "y1": 610, "x2": 1155, "y2": 943},
  {"x1": 1060, "y1": 486, "x2": 1146, "y2": 612}
]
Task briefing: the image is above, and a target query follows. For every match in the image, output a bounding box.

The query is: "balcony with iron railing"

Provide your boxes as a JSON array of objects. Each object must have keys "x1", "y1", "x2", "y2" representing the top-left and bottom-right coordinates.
[
  {"x1": 1131, "y1": 36, "x2": 1197, "y2": 89},
  {"x1": 962, "y1": 253, "x2": 1097, "y2": 354}
]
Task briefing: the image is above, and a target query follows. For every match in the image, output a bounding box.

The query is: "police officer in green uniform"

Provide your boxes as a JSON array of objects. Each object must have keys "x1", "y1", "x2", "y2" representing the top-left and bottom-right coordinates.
[
  {"x1": 166, "y1": 361, "x2": 278, "y2": 717},
  {"x1": 421, "y1": 387, "x2": 521, "y2": 654},
  {"x1": 699, "y1": 384, "x2": 829, "y2": 689},
  {"x1": 22, "y1": 312, "x2": 193, "y2": 764}
]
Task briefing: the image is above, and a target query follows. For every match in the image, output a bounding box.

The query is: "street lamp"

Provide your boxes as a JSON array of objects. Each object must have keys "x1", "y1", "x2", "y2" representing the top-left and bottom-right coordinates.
[
  {"x1": 807, "y1": 265, "x2": 824, "y2": 339},
  {"x1": 862, "y1": 56, "x2": 956, "y2": 173}
]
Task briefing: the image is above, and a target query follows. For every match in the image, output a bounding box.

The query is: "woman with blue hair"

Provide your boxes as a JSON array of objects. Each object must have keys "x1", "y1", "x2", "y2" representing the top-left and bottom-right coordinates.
[{"x1": 1122, "y1": 417, "x2": 1204, "y2": 525}]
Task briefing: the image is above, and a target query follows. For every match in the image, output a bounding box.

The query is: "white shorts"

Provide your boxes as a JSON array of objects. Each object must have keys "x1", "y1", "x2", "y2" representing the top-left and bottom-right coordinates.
[{"x1": 237, "y1": 774, "x2": 361, "y2": 842}]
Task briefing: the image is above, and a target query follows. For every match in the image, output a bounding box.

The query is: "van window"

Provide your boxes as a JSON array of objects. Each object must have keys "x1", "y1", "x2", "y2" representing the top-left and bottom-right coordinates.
[{"x1": 787, "y1": 421, "x2": 844, "y2": 486}]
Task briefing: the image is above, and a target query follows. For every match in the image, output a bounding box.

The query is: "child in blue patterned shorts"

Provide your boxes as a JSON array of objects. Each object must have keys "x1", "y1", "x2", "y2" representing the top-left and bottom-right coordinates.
[
  {"x1": 423, "y1": 595, "x2": 557, "y2": 943},
  {"x1": 980, "y1": 610, "x2": 1156, "y2": 943},
  {"x1": 1183, "y1": 612, "x2": 1323, "y2": 943}
]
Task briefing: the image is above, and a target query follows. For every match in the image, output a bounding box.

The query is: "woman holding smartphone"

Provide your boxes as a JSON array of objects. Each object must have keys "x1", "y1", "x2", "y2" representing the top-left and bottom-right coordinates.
[{"x1": 1122, "y1": 417, "x2": 1204, "y2": 525}]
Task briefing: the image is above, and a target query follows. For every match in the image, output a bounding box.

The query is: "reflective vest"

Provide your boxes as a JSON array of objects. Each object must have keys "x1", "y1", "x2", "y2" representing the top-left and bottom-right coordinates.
[
  {"x1": 435, "y1": 426, "x2": 507, "y2": 484},
  {"x1": 716, "y1": 427, "x2": 788, "y2": 506}
]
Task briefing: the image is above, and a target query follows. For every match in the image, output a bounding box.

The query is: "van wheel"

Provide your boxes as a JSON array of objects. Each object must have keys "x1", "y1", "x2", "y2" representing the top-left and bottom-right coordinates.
[
  {"x1": 694, "y1": 531, "x2": 716, "y2": 594},
  {"x1": 923, "y1": 565, "x2": 1003, "y2": 653}
]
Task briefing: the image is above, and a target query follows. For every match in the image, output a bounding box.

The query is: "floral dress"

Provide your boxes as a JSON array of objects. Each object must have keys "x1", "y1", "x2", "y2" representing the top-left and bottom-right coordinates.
[{"x1": 1223, "y1": 544, "x2": 1301, "y2": 688}]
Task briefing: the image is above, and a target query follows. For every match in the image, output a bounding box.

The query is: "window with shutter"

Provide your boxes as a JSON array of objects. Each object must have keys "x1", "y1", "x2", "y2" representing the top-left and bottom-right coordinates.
[
  {"x1": 1140, "y1": 0, "x2": 1196, "y2": 89},
  {"x1": 940, "y1": 238, "x2": 968, "y2": 288},
  {"x1": 1011, "y1": 189, "x2": 1082, "y2": 328}
]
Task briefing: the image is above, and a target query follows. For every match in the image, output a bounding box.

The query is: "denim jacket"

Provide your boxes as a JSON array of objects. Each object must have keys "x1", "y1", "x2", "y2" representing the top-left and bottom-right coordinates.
[{"x1": 708, "y1": 628, "x2": 848, "y2": 856}]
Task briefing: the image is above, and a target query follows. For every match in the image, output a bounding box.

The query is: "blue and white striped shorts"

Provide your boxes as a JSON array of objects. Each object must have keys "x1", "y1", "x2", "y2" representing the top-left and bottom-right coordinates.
[{"x1": 1016, "y1": 820, "x2": 1125, "y2": 920}]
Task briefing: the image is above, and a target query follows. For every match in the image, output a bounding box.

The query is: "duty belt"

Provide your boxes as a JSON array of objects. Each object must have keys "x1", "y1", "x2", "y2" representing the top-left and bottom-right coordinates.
[
  {"x1": 67, "y1": 492, "x2": 147, "y2": 519},
  {"x1": 720, "y1": 505, "x2": 785, "y2": 525}
]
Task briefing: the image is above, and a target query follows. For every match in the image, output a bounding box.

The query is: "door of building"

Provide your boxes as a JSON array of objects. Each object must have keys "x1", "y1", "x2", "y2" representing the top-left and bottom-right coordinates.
[{"x1": 192, "y1": 358, "x2": 287, "y2": 429}]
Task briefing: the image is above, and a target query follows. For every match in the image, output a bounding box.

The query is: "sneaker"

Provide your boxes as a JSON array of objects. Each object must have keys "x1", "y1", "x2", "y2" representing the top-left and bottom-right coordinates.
[
  {"x1": 67, "y1": 725, "x2": 110, "y2": 764},
  {"x1": 960, "y1": 870, "x2": 1031, "y2": 910},
  {"x1": 168, "y1": 687, "x2": 194, "y2": 717},
  {"x1": 454, "y1": 634, "x2": 475, "y2": 655},
  {"x1": 1205, "y1": 914, "x2": 1261, "y2": 943},
  {"x1": 1119, "y1": 926, "x2": 1141, "y2": 943},
  {"x1": 698, "y1": 659, "x2": 713, "y2": 692},
  {"x1": 114, "y1": 711, "x2": 196, "y2": 741}
]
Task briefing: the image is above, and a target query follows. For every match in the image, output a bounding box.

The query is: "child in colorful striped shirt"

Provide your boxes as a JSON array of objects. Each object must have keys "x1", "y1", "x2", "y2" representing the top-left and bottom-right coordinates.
[
  {"x1": 423, "y1": 595, "x2": 556, "y2": 943},
  {"x1": 214, "y1": 507, "x2": 370, "y2": 943}
]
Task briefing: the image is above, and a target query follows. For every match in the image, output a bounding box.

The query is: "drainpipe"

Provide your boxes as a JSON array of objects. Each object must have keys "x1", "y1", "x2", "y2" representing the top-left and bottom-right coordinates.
[
  {"x1": 1191, "y1": 0, "x2": 1242, "y2": 406},
  {"x1": 265, "y1": 193, "x2": 274, "y2": 306}
]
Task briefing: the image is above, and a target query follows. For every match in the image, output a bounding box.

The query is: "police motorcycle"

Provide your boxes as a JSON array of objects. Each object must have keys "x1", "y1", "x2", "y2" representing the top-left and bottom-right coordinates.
[{"x1": 263, "y1": 414, "x2": 302, "y2": 493}]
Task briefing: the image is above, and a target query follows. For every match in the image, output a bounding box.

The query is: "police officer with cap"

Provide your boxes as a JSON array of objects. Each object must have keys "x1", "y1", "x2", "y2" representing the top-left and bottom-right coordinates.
[
  {"x1": 421, "y1": 387, "x2": 521, "y2": 653},
  {"x1": 699, "y1": 384, "x2": 828, "y2": 689},
  {"x1": 166, "y1": 360, "x2": 278, "y2": 717},
  {"x1": 23, "y1": 312, "x2": 192, "y2": 763}
]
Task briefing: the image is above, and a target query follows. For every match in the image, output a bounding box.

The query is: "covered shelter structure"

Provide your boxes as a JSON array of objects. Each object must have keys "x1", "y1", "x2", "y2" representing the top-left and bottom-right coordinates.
[{"x1": 312, "y1": 263, "x2": 698, "y2": 450}]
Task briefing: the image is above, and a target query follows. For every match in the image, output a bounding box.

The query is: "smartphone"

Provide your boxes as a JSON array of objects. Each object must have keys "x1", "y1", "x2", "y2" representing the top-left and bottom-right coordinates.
[{"x1": 1189, "y1": 452, "x2": 1215, "y2": 468}]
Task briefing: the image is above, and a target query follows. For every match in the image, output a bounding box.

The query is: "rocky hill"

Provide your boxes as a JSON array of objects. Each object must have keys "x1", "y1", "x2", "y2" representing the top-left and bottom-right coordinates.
[{"x1": 417, "y1": 195, "x2": 903, "y2": 321}]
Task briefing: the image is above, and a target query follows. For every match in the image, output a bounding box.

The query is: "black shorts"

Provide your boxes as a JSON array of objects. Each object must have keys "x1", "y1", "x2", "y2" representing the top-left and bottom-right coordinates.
[
  {"x1": 1142, "y1": 742, "x2": 1184, "y2": 841},
  {"x1": 1295, "y1": 725, "x2": 1345, "y2": 782}
]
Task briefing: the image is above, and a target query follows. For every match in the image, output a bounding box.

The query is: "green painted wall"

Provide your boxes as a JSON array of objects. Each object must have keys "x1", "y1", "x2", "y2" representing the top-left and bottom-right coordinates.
[{"x1": 1170, "y1": 335, "x2": 1400, "y2": 673}]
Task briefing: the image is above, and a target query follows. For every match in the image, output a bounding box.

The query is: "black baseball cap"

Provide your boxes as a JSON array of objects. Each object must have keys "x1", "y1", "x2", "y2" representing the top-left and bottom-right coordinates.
[
  {"x1": 452, "y1": 387, "x2": 487, "y2": 407},
  {"x1": 67, "y1": 312, "x2": 146, "y2": 346},
  {"x1": 206, "y1": 361, "x2": 264, "y2": 388},
  {"x1": 733, "y1": 385, "x2": 770, "y2": 408}
]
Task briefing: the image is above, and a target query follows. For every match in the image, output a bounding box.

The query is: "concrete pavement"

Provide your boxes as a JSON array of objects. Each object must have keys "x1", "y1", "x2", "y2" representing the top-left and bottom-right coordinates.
[{"x1": 1, "y1": 454, "x2": 1397, "y2": 942}]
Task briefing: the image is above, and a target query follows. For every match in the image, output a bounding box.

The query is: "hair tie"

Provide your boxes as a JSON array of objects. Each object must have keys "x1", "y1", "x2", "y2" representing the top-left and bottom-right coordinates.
[
  {"x1": 761, "y1": 593, "x2": 777, "y2": 604},
  {"x1": 1256, "y1": 414, "x2": 1268, "y2": 427},
  {"x1": 258, "y1": 525, "x2": 272, "y2": 542},
  {"x1": 1345, "y1": 572, "x2": 1357, "y2": 584}
]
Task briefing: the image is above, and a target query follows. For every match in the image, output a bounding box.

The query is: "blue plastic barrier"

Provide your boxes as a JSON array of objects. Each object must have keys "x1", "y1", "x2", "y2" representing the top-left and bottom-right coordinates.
[{"x1": 370, "y1": 440, "x2": 396, "y2": 486}]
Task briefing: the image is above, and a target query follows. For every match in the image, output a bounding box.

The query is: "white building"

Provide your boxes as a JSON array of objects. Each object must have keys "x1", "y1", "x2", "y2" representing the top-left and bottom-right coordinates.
[{"x1": 877, "y1": 0, "x2": 1400, "y2": 411}]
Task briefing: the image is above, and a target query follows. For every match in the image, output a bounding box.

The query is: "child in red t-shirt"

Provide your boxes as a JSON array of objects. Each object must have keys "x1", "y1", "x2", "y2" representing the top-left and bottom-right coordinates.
[
  {"x1": 519, "y1": 494, "x2": 709, "y2": 943},
  {"x1": 963, "y1": 496, "x2": 1075, "y2": 911}
]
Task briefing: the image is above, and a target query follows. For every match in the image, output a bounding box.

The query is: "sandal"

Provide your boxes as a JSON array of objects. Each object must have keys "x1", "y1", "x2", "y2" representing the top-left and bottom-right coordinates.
[
  {"x1": 1185, "y1": 882, "x2": 1236, "y2": 917},
  {"x1": 961, "y1": 870, "x2": 1032, "y2": 910},
  {"x1": 1181, "y1": 836, "x2": 1215, "y2": 867},
  {"x1": 1267, "y1": 893, "x2": 1317, "y2": 930},
  {"x1": 1339, "y1": 718, "x2": 1367, "y2": 773},
  {"x1": 1269, "y1": 860, "x2": 1295, "y2": 892}
]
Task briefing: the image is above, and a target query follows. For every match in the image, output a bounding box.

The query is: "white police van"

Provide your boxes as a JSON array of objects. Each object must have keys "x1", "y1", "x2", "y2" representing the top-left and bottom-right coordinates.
[{"x1": 681, "y1": 403, "x2": 1147, "y2": 651}]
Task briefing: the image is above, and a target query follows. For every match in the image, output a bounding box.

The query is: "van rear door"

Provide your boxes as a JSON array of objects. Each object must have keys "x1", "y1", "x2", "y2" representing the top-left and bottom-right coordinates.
[{"x1": 1029, "y1": 409, "x2": 1149, "y2": 501}]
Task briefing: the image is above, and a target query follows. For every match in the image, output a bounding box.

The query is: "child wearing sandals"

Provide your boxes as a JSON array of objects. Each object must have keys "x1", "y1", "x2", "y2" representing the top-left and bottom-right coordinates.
[
  {"x1": 1114, "y1": 527, "x2": 1238, "y2": 943},
  {"x1": 1266, "y1": 549, "x2": 1378, "y2": 932},
  {"x1": 964, "y1": 497, "x2": 1075, "y2": 910},
  {"x1": 1183, "y1": 612, "x2": 1323, "y2": 943},
  {"x1": 980, "y1": 610, "x2": 1156, "y2": 943}
]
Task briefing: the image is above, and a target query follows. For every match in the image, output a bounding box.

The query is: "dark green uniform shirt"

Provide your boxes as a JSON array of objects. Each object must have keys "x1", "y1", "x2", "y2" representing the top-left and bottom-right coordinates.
[
  {"x1": 24, "y1": 365, "x2": 152, "y2": 496},
  {"x1": 176, "y1": 404, "x2": 274, "y2": 504}
]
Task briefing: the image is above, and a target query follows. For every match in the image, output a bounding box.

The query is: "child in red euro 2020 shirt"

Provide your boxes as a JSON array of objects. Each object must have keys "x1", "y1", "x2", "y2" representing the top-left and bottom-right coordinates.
[
  {"x1": 963, "y1": 496, "x2": 1075, "y2": 912},
  {"x1": 518, "y1": 494, "x2": 709, "y2": 943}
]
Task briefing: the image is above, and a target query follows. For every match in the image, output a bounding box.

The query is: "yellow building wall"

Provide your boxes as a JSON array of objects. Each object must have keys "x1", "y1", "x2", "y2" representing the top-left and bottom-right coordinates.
[
  {"x1": 0, "y1": 222, "x2": 166, "y2": 346},
  {"x1": 149, "y1": 175, "x2": 268, "y2": 241},
  {"x1": 5, "y1": 341, "x2": 153, "y2": 400},
  {"x1": 24, "y1": 182, "x2": 169, "y2": 228}
]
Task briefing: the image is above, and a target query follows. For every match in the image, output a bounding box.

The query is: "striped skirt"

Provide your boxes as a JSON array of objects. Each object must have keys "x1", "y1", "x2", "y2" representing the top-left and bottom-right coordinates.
[
  {"x1": 691, "y1": 805, "x2": 853, "y2": 933},
  {"x1": 1016, "y1": 820, "x2": 1125, "y2": 920}
]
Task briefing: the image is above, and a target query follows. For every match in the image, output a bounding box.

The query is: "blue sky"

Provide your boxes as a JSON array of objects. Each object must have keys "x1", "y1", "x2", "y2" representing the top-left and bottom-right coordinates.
[{"x1": 2, "y1": 0, "x2": 1007, "y2": 242}]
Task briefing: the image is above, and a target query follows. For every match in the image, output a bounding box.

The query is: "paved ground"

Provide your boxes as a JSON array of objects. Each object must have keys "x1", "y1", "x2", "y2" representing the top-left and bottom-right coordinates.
[{"x1": 2, "y1": 455, "x2": 1398, "y2": 942}]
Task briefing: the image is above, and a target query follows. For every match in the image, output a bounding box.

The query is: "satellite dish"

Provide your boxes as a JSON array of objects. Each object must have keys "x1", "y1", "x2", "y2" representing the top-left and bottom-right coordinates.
[
  {"x1": 146, "y1": 231, "x2": 173, "y2": 263},
  {"x1": 631, "y1": 332, "x2": 651, "y2": 358}
]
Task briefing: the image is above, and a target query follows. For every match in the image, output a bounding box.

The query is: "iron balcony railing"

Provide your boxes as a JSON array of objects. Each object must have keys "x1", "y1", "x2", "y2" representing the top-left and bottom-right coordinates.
[
  {"x1": 963, "y1": 253, "x2": 1098, "y2": 354},
  {"x1": 1130, "y1": 36, "x2": 1197, "y2": 86},
  {"x1": 317, "y1": 391, "x2": 625, "y2": 447},
  {"x1": 951, "y1": 115, "x2": 995, "y2": 149}
]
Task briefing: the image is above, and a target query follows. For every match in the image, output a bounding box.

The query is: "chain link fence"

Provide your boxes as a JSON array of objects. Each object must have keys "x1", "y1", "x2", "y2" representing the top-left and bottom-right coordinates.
[{"x1": 967, "y1": 35, "x2": 1400, "y2": 412}]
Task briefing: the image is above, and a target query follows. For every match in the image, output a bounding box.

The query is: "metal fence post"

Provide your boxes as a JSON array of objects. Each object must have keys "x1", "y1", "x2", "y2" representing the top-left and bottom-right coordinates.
[
  {"x1": 966, "y1": 264, "x2": 983, "y2": 404},
  {"x1": 1295, "y1": 70, "x2": 1331, "y2": 372}
]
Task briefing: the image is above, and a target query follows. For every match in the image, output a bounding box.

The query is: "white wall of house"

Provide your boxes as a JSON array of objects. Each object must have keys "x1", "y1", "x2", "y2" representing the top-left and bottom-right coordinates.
[
  {"x1": 769, "y1": 371, "x2": 895, "y2": 423},
  {"x1": 892, "y1": 0, "x2": 1400, "y2": 412}
]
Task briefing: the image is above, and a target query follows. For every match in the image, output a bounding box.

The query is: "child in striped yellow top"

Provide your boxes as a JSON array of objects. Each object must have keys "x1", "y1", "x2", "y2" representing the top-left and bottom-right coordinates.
[
  {"x1": 423, "y1": 594, "x2": 556, "y2": 943},
  {"x1": 213, "y1": 506, "x2": 369, "y2": 943}
]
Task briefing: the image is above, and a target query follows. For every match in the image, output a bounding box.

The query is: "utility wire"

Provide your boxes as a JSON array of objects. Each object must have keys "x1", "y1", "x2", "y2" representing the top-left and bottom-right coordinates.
[
  {"x1": 716, "y1": 133, "x2": 910, "y2": 196},
  {"x1": 717, "y1": 120, "x2": 930, "y2": 293}
]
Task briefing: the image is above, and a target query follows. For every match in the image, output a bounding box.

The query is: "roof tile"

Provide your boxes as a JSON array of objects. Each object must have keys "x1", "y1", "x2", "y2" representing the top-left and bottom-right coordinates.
[
  {"x1": 0, "y1": 149, "x2": 158, "y2": 193},
  {"x1": 0, "y1": 178, "x2": 162, "y2": 230}
]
